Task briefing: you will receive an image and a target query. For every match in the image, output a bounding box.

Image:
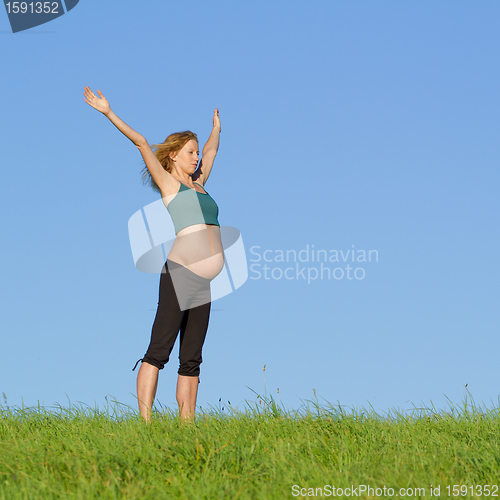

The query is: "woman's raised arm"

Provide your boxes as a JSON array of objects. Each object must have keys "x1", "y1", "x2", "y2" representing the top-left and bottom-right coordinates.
[
  {"x1": 195, "y1": 109, "x2": 221, "y2": 185},
  {"x1": 83, "y1": 86, "x2": 145, "y2": 147},
  {"x1": 83, "y1": 86, "x2": 175, "y2": 193}
]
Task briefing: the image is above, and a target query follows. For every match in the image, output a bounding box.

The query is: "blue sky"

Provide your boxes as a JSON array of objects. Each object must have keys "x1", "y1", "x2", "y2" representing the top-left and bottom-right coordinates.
[{"x1": 1, "y1": 1, "x2": 499, "y2": 417}]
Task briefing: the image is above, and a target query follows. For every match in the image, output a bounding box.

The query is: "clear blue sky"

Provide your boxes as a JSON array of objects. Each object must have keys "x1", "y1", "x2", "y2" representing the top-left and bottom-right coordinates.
[{"x1": 1, "y1": 1, "x2": 499, "y2": 417}]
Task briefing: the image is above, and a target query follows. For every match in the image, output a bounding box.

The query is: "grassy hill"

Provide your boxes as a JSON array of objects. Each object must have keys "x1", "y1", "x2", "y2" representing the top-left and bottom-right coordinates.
[{"x1": 1, "y1": 393, "x2": 499, "y2": 499}]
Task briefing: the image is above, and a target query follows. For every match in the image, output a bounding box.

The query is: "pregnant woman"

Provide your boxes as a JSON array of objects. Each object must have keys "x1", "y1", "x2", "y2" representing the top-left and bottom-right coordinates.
[{"x1": 83, "y1": 87, "x2": 224, "y2": 422}]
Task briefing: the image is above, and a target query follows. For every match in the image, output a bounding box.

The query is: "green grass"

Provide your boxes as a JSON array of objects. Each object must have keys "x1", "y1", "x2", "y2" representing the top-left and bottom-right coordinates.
[{"x1": 1, "y1": 390, "x2": 499, "y2": 499}]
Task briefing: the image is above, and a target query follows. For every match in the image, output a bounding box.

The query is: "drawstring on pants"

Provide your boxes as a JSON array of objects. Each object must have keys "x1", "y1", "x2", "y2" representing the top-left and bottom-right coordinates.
[{"x1": 132, "y1": 358, "x2": 143, "y2": 371}]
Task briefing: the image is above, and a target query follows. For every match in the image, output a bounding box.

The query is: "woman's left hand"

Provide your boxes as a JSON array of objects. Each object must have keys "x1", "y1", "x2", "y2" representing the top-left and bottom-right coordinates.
[{"x1": 213, "y1": 108, "x2": 221, "y2": 132}]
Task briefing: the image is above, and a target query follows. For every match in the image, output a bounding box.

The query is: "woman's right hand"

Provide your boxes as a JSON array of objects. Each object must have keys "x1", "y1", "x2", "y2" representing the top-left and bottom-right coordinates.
[{"x1": 83, "y1": 86, "x2": 110, "y2": 115}]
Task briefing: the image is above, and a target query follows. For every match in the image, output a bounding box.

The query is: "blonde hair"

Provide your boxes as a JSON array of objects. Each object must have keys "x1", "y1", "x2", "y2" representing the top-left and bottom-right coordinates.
[{"x1": 141, "y1": 130, "x2": 198, "y2": 193}]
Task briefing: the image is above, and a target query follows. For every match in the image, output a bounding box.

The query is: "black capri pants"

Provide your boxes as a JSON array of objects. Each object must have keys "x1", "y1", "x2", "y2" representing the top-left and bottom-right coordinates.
[{"x1": 133, "y1": 259, "x2": 212, "y2": 378}]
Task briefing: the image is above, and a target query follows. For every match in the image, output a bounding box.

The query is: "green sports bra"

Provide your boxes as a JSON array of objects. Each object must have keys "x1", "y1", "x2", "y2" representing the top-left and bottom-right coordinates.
[{"x1": 166, "y1": 181, "x2": 220, "y2": 235}]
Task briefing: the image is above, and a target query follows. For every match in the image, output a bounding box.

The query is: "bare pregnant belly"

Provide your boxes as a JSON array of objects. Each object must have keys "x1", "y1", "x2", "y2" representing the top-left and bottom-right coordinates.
[{"x1": 167, "y1": 224, "x2": 225, "y2": 281}]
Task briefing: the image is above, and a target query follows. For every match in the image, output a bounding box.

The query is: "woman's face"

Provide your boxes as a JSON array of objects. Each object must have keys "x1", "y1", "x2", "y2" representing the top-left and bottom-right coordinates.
[{"x1": 172, "y1": 139, "x2": 199, "y2": 174}]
